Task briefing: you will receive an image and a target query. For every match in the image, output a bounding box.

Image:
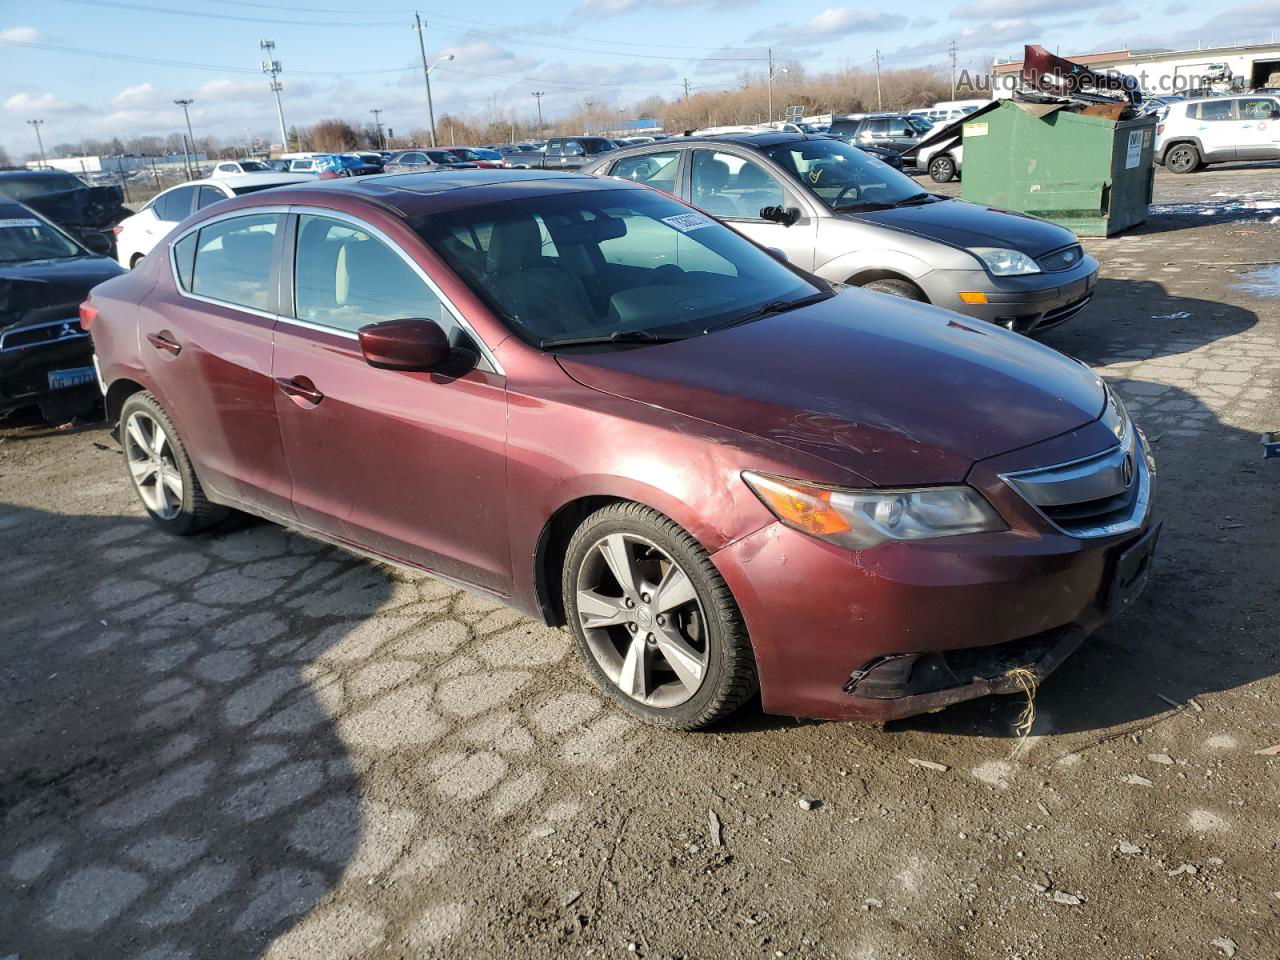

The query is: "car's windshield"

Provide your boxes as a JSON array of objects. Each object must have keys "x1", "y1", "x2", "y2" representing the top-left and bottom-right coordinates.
[
  {"x1": 0, "y1": 213, "x2": 82, "y2": 262},
  {"x1": 472, "y1": 149, "x2": 503, "y2": 161},
  {"x1": 427, "y1": 151, "x2": 463, "y2": 164},
  {"x1": 764, "y1": 138, "x2": 929, "y2": 211},
  {"x1": 907, "y1": 116, "x2": 933, "y2": 133},
  {"x1": 239, "y1": 160, "x2": 270, "y2": 171},
  {"x1": 0, "y1": 173, "x2": 84, "y2": 201},
  {"x1": 414, "y1": 187, "x2": 823, "y2": 348}
]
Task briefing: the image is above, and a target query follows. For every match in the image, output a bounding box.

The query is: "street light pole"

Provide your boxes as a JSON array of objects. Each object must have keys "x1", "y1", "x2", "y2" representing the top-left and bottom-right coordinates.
[
  {"x1": 412, "y1": 14, "x2": 453, "y2": 148},
  {"x1": 532, "y1": 91, "x2": 544, "y2": 137},
  {"x1": 260, "y1": 40, "x2": 288, "y2": 151},
  {"x1": 27, "y1": 119, "x2": 47, "y2": 167},
  {"x1": 765, "y1": 50, "x2": 788, "y2": 122},
  {"x1": 174, "y1": 99, "x2": 196, "y2": 178},
  {"x1": 370, "y1": 108, "x2": 385, "y2": 149}
]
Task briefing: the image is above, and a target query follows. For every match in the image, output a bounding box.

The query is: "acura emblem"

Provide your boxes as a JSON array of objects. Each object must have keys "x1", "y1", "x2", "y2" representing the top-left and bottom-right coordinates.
[
  {"x1": 1063, "y1": 251, "x2": 1076, "y2": 264},
  {"x1": 1121, "y1": 453, "x2": 1135, "y2": 488}
]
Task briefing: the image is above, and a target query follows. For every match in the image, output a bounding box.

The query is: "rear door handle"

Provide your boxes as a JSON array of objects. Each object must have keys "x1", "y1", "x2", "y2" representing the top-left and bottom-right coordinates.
[
  {"x1": 275, "y1": 376, "x2": 324, "y2": 405},
  {"x1": 146, "y1": 331, "x2": 181, "y2": 355}
]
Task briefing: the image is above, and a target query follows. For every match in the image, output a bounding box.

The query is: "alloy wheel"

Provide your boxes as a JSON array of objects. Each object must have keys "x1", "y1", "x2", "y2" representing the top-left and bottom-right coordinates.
[
  {"x1": 575, "y1": 532, "x2": 708, "y2": 708},
  {"x1": 123, "y1": 410, "x2": 184, "y2": 520},
  {"x1": 1168, "y1": 146, "x2": 1197, "y2": 173}
]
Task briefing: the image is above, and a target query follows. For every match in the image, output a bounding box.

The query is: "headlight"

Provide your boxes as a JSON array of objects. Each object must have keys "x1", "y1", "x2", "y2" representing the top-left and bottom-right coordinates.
[
  {"x1": 743, "y1": 472, "x2": 1006, "y2": 551},
  {"x1": 971, "y1": 247, "x2": 1040, "y2": 276}
]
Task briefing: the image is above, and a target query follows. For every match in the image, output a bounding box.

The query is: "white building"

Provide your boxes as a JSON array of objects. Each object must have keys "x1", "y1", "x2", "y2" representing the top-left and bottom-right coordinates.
[
  {"x1": 28, "y1": 154, "x2": 208, "y2": 174},
  {"x1": 991, "y1": 41, "x2": 1280, "y2": 99}
]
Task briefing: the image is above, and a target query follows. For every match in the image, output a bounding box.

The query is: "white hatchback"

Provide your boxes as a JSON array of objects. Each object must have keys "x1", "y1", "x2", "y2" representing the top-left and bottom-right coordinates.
[
  {"x1": 114, "y1": 173, "x2": 310, "y2": 268},
  {"x1": 1155, "y1": 94, "x2": 1280, "y2": 173}
]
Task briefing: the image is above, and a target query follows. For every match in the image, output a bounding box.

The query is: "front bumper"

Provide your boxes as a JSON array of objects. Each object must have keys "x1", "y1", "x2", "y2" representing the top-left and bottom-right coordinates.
[
  {"x1": 0, "y1": 323, "x2": 97, "y2": 415},
  {"x1": 712, "y1": 423, "x2": 1157, "y2": 723},
  {"x1": 921, "y1": 255, "x2": 1099, "y2": 335}
]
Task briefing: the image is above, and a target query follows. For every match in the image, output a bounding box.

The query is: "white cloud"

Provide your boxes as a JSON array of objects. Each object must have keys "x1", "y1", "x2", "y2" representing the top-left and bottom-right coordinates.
[
  {"x1": 952, "y1": 0, "x2": 1104, "y2": 18},
  {"x1": 3, "y1": 91, "x2": 84, "y2": 115},
  {"x1": 574, "y1": 0, "x2": 745, "y2": 18},
  {"x1": 0, "y1": 26, "x2": 43, "y2": 43},
  {"x1": 748, "y1": 9, "x2": 907, "y2": 45}
]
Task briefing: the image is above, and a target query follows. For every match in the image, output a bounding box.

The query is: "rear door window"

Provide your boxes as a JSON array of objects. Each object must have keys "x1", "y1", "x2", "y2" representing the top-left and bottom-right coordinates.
[
  {"x1": 154, "y1": 186, "x2": 197, "y2": 222},
  {"x1": 189, "y1": 213, "x2": 282, "y2": 312},
  {"x1": 610, "y1": 151, "x2": 680, "y2": 194},
  {"x1": 1239, "y1": 98, "x2": 1277, "y2": 119},
  {"x1": 1200, "y1": 99, "x2": 1233, "y2": 121},
  {"x1": 196, "y1": 185, "x2": 227, "y2": 210}
]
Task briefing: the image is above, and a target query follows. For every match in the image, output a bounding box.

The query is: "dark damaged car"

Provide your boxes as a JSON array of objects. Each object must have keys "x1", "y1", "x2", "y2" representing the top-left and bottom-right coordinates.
[
  {"x1": 0, "y1": 202, "x2": 123, "y2": 422},
  {"x1": 0, "y1": 170, "x2": 129, "y2": 256}
]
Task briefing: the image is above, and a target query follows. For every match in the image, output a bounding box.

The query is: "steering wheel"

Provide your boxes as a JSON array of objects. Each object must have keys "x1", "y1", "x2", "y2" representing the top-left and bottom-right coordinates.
[
  {"x1": 832, "y1": 184, "x2": 861, "y2": 207},
  {"x1": 645, "y1": 263, "x2": 686, "y2": 286}
]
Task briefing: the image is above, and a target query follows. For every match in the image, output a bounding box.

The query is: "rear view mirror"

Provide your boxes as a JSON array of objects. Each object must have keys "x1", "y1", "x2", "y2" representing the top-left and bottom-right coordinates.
[
  {"x1": 358, "y1": 318, "x2": 451, "y2": 371},
  {"x1": 83, "y1": 231, "x2": 112, "y2": 255},
  {"x1": 760, "y1": 206, "x2": 801, "y2": 226}
]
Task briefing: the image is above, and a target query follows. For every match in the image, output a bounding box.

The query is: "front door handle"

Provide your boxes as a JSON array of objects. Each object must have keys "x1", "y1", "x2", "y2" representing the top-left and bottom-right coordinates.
[
  {"x1": 146, "y1": 331, "x2": 181, "y2": 355},
  {"x1": 275, "y1": 376, "x2": 324, "y2": 405}
]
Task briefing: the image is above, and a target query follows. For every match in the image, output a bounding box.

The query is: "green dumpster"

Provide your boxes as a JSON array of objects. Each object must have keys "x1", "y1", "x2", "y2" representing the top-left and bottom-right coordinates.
[{"x1": 960, "y1": 99, "x2": 1157, "y2": 237}]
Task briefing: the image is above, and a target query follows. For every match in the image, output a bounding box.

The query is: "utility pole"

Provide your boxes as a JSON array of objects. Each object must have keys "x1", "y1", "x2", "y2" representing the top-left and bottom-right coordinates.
[
  {"x1": 260, "y1": 40, "x2": 288, "y2": 152},
  {"x1": 767, "y1": 48, "x2": 774, "y2": 121},
  {"x1": 370, "y1": 108, "x2": 385, "y2": 149},
  {"x1": 531, "y1": 91, "x2": 544, "y2": 137},
  {"x1": 412, "y1": 12, "x2": 450, "y2": 148},
  {"x1": 174, "y1": 99, "x2": 196, "y2": 178},
  {"x1": 27, "y1": 119, "x2": 47, "y2": 167},
  {"x1": 683, "y1": 77, "x2": 690, "y2": 101},
  {"x1": 875, "y1": 49, "x2": 882, "y2": 111},
  {"x1": 949, "y1": 40, "x2": 959, "y2": 99}
]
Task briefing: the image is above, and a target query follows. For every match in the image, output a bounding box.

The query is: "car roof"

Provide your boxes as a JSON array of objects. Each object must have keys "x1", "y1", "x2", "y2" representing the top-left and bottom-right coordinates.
[
  {"x1": 0, "y1": 169, "x2": 79, "y2": 180},
  {"x1": 219, "y1": 169, "x2": 646, "y2": 218},
  {"x1": 0, "y1": 199, "x2": 48, "y2": 218}
]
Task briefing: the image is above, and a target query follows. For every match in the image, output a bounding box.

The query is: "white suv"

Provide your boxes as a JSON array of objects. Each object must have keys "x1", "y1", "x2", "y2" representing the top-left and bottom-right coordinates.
[{"x1": 1156, "y1": 94, "x2": 1280, "y2": 173}]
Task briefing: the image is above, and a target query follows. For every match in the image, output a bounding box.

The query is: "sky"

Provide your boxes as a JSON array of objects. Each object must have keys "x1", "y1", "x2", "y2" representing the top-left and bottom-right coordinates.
[{"x1": 1, "y1": 0, "x2": 1277, "y2": 156}]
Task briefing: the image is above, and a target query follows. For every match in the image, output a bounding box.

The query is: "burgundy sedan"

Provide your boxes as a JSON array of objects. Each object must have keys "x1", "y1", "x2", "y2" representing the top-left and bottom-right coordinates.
[{"x1": 83, "y1": 170, "x2": 1158, "y2": 730}]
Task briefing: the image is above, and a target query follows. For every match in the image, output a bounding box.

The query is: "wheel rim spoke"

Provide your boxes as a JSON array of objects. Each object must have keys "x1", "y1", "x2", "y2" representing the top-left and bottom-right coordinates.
[
  {"x1": 160, "y1": 465, "x2": 183, "y2": 501},
  {"x1": 654, "y1": 564, "x2": 696, "y2": 614},
  {"x1": 126, "y1": 416, "x2": 149, "y2": 454},
  {"x1": 617, "y1": 637, "x2": 649, "y2": 700},
  {"x1": 654, "y1": 624, "x2": 704, "y2": 693},
  {"x1": 598, "y1": 534, "x2": 641, "y2": 599},
  {"x1": 128, "y1": 459, "x2": 157, "y2": 484},
  {"x1": 576, "y1": 589, "x2": 630, "y2": 628}
]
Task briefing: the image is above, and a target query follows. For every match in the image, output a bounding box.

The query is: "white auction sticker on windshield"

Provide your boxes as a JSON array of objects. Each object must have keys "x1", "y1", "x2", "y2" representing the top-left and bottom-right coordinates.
[
  {"x1": 662, "y1": 213, "x2": 713, "y2": 233},
  {"x1": 0, "y1": 218, "x2": 42, "y2": 228}
]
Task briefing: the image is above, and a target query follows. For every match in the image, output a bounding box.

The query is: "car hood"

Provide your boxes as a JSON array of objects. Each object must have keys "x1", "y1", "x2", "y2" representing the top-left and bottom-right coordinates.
[
  {"x1": 557, "y1": 292, "x2": 1105, "y2": 486},
  {"x1": 0, "y1": 256, "x2": 125, "y2": 328},
  {"x1": 847, "y1": 198, "x2": 1078, "y2": 258}
]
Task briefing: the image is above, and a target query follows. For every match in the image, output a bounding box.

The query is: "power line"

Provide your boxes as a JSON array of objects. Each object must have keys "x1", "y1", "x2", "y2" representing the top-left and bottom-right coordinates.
[{"x1": 52, "y1": 0, "x2": 406, "y2": 27}]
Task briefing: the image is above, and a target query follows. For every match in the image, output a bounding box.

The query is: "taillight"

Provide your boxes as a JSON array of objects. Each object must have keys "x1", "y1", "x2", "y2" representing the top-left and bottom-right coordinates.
[
  {"x1": 1156, "y1": 123, "x2": 1165, "y2": 135},
  {"x1": 112, "y1": 225, "x2": 123, "y2": 234},
  {"x1": 79, "y1": 302, "x2": 98, "y2": 330}
]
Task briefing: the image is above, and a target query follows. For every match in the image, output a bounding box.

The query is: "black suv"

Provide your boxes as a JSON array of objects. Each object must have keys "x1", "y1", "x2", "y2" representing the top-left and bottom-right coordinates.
[{"x1": 827, "y1": 114, "x2": 934, "y2": 159}]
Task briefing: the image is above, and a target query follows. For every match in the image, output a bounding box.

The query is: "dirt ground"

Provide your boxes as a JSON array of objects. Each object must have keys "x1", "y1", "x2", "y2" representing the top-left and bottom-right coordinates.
[{"x1": 2, "y1": 165, "x2": 1278, "y2": 960}]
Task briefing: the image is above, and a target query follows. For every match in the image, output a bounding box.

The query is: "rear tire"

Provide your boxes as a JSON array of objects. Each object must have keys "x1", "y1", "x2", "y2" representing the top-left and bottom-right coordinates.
[
  {"x1": 1165, "y1": 143, "x2": 1202, "y2": 174},
  {"x1": 119, "y1": 392, "x2": 227, "y2": 535},
  {"x1": 562, "y1": 502, "x2": 758, "y2": 730},
  {"x1": 861, "y1": 278, "x2": 924, "y2": 301},
  {"x1": 928, "y1": 154, "x2": 956, "y2": 182}
]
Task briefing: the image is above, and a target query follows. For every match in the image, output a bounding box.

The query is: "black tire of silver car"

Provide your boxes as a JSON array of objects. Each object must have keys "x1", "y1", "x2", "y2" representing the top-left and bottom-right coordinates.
[
  {"x1": 562, "y1": 502, "x2": 758, "y2": 730},
  {"x1": 119, "y1": 392, "x2": 227, "y2": 536},
  {"x1": 862, "y1": 278, "x2": 924, "y2": 301},
  {"x1": 1166, "y1": 143, "x2": 1202, "y2": 174},
  {"x1": 928, "y1": 154, "x2": 956, "y2": 182}
]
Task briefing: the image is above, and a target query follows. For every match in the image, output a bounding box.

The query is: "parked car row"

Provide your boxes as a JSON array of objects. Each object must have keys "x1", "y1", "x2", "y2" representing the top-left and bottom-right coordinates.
[{"x1": 81, "y1": 167, "x2": 1158, "y2": 731}]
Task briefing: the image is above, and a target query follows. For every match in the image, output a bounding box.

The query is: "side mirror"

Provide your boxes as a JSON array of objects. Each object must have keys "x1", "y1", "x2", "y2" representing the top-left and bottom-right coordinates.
[
  {"x1": 760, "y1": 205, "x2": 801, "y2": 226},
  {"x1": 358, "y1": 318, "x2": 451, "y2": 371},
  {"x1": 766, "y1": 247, "x2": 788, "y2": 262},
  {"x1": 83, "y1": 231, "x2": 112, "y2": 256}
]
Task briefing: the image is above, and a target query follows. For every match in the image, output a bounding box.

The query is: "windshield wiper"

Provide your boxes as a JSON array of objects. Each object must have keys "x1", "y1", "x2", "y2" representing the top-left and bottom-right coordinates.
[
  {"x1": 540, "y1": 329, "x2": 689, "y2": 349},
  {"x1": 893, "y1": 192, "x2": 935, "y2": 206},
  {"x1": 832, "y1": 199, "x2": 896, "y2": 212},
  {"x1": 704, "y1": 291, "x2": 833, "y2": 334}
]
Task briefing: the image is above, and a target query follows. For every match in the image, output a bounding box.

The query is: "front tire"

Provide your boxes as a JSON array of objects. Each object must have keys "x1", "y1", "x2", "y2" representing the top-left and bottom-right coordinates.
[
  {"x1": 861, "y1": 277, "x2": 924, "y2": 300},
  {"x1": 562, "y1": 503, "x2": 757, "y2": 730},
  {"x1": 1165, "y1": 143, "x2": 1202, "y2": 174},
  {"x1": 119, "y1": 392, "x2": 227, "y2": 535},
  {"x1": 928, "y1": 154, "x2": 956, "y2": 182}
]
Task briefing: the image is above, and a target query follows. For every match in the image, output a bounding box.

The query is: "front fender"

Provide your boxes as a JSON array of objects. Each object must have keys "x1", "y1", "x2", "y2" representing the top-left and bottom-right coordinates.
[{"x1": 814, "y1": 246, "x2": 937, "y2": 287}]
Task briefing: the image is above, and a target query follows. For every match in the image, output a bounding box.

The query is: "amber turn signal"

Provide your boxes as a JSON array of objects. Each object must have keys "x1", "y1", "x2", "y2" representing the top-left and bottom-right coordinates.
[{"x1": 958, "y1": 292, "x2": 989, "y2": 305}]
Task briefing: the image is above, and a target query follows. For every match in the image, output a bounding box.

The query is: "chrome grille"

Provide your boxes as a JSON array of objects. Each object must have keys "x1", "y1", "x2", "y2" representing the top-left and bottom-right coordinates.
[
  {"x1": 0, "y1": 317, "x2": 87, "y2": 352},
  {"x1": 1037, "y1": 244, "x2": 1084, "y2": 272},
  {"x1": 1001, "y1": 427, "x2": 1152, "y2": 538}
]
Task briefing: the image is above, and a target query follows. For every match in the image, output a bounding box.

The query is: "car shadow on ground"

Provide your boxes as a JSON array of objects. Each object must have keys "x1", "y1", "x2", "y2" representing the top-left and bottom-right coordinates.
[{"x1": 0, "y1": 503, "x2": 380, "y2": 958}]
